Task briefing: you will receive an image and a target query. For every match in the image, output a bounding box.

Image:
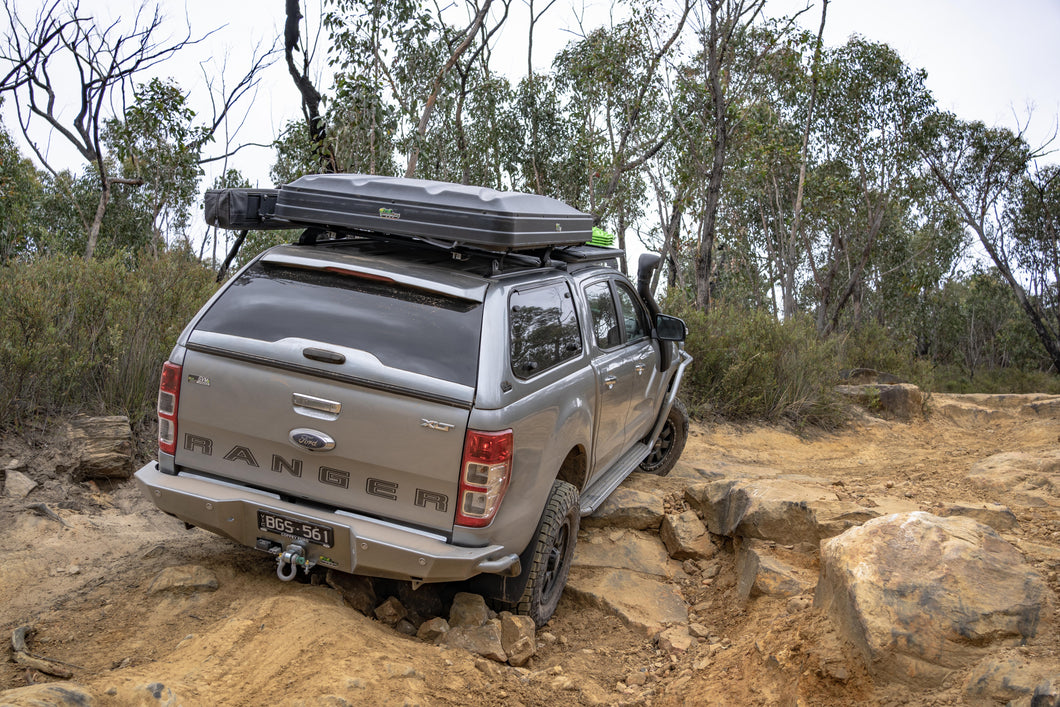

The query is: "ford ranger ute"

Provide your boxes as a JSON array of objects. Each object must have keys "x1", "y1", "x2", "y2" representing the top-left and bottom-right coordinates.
[{"x1": 135, "y1": 174, "x2": 691, "y2": 626}]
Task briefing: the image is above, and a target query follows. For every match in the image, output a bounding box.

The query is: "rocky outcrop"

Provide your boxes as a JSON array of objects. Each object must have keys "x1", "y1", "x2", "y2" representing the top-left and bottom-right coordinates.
[
  {"x1": 582, "y1": 486, "x2": 664, "y2": 530},
  {"x1": 0, "y1": 682, "x2": 96, "y2": 706},
  {"x1": 938, "y1": 501, "x2": 1020, "y2": 532},
  {"x1": 815, "y1": 512, "x2": 1047, "y2": 686},
  {"x1": 966, "y1": 451, "x2": 1060, "y2": 509},
  {"x1": 836, "y1": 383, "x2": 926, "y2": 420},
  {"x1": 684, "y1": 476, "x2": 877, "y2": 545}
]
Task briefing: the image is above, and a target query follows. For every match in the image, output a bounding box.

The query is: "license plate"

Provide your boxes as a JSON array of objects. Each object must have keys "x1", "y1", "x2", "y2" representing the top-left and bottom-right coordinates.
[{"x1": 257, "y1": 510, "x2": 334, "y2": 548}]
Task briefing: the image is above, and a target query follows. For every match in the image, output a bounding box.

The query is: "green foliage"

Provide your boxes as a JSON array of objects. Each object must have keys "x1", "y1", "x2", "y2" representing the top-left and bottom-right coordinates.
[
  {"x1": 104, "y1": 78, "x2": 207, "y2": 246},
  {"x1": 669, "y1": 299, "x2": 846, "y2": 426},
  {"x1": 0, "y1": 250, "x2": 217, "y2": 425}
]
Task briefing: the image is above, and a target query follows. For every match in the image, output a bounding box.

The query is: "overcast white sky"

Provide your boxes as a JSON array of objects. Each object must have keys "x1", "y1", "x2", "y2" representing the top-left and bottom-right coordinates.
[{"x1": 7, "y1": 0, "x2": 1060, "y2": 185}]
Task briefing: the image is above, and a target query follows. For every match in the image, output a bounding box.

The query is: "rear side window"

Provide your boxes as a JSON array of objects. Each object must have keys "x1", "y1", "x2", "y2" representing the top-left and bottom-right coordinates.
[
  {"x1": 509, "y1": 283, "x2": 582, "y2": 378},
  {"x1": 195, "y1": 262, "x2": 483, "y2": 386}
]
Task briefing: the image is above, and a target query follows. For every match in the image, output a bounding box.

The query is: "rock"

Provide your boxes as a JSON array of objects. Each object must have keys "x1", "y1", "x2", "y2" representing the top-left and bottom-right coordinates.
[
  {"x1": 964, "y1": 654, "x2": 1060, "y2": 705},
  {"x1": 565, "y1": 568, "x2": 687, "y2": 637},
  {"x1": 939, "y1": 501, "x2": 1020, "y2": 533},
  {"x1": 836, "y1": 383, "x2": 925, "y2": 420},
  {"x1": 688, "y1": 623, "x2": 710, "y2": 639},
  {"x1": 393, "y1": 619, "x2": 417, "y2": 636},
  {"x1": 499, "y1": 612, "x2": 536, "y2": 667},
  {"x1": 685, "y1": 478, "x2": 877, "y2": 545},
  {"x1": 133, "y1": 683, "x2": 177, "y2": 706},
  {"x1": 374, "y1": 596, "x2": 407, "y2": 626},
  {"x1": 967, "y1": 452, "x2": 1060, "y2": 509},
  {"x1": 448, "y1": 592, "x2": 492, "y2": 629},
  {"x1": 786, "y1": 595, "x2": 813, "y2": 613},
  {"x1": 446, "y1": 618, "x2": 507, "y2": 663},
  {"x1": 815, "y1": 512, "x2": 1047, "y2": 686},
  {"x1": 735, "y1": 539, "x2": 815, "y2": 601},
  {"x1": 4, "y1": 469, "x2": 37, "y2": 498},
  {"x1": 64, "y1": 416, "x2": 134, "y2": 480},
  {"x1": 582, "y1": 487, "x2": 665, "y2": 530},
  {"x1": 626, "y1": 670, "x2": 648, "y2": 686},
  {"x1": 147, "y1": 565, "x2": 219, "y2": 595},
  {"x1": 656, "y1": 626, "x2": 693, "y2": 653},
  {"x1": 0, "y1": 682, "x2": 95, "y2": 706},
  {"x1": 416, "y1": 617, "x2": 450, "y2": 643},
  {"x1": 659, "y1": 511, "x2": 715, "y2": 561},
  {"x1": 573, "y1": 528, "x2": 676, "y2": 578},
  {"x1": 325, "y1": 571, "x2": 376, "y2": 616}
]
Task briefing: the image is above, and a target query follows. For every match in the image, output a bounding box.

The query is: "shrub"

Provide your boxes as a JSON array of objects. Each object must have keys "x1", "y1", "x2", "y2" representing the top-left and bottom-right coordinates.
[
  {"x1": 669, "y1": 300, "x2": 847, "y2": 427},
  {"x1": 0, "y1": 249, "x2": 217, "y2": 425}
]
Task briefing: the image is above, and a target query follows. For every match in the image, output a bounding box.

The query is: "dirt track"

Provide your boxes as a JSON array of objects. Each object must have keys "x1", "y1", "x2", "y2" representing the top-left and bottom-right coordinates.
[{"x1": 2, "y1": 394, "x2": 1058, "y2": 706}]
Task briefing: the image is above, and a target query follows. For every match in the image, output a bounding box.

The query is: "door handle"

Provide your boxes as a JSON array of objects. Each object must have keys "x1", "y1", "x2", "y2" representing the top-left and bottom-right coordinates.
[{"x1": 604, "y1": 376, "x2": 617, "y2": 390}]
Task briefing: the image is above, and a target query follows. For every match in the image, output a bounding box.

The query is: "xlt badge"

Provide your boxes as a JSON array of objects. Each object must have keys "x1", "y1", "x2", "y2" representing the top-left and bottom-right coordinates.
[
  {"x1": 289, "y1": 428, "x2": 336, "y2": 452},
  {"x1": 421, "y1": 419, "x2": 454, "y2": 432}
]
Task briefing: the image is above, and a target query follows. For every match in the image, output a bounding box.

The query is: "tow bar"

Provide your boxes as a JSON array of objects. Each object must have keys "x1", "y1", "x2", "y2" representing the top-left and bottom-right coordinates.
[{"x1": 276, "y1": 540, "x2": 316, "y2": 581}]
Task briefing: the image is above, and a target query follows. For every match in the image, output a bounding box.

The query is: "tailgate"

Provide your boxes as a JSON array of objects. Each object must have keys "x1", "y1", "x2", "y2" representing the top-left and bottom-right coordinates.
[
  {"x1": 177, "y1": 334, "x2": 471, "y2": 534},
  {"x1": 170, "y1": 257, "x2": 486, "y2": 536}
]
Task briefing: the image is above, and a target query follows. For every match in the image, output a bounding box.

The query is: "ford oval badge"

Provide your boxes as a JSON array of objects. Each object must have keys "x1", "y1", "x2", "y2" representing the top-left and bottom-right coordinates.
[{"x1": 289, "y1": 428, "x2": 335, "y2": 452}]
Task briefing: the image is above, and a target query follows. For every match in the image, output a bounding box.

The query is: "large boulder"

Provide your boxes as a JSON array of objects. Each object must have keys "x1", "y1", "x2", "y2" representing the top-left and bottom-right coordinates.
[
  {"x1": 684, "y1": 477, "x2": 877, "y2": 545},
  {"x1": 0, "y1": 682, "x2": 95, "y2": 706},
  {"x1": 836, "y1": 383, "x2": 926, "y2": 420},
  {"x1": 815, "y1": 512, "x2": 1048, "y2": 686}
]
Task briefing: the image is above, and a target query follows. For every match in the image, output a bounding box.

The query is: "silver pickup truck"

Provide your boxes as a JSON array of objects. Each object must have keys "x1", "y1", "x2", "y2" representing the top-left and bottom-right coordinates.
[{"x1": 136, "y1": 174, "x2": 691, "y2": 625}]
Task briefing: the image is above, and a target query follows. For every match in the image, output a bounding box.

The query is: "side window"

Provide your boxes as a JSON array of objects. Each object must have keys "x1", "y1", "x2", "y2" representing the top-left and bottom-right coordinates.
[
  {"x1": 616, "y1": 284, "x2": 648, "y2": 342},
  {"x1": 585, "y1": 281, "x2": 621, "y2": 349},
  {"x1": 509, "y1": 283, "x2": 582, "y2": 378}
]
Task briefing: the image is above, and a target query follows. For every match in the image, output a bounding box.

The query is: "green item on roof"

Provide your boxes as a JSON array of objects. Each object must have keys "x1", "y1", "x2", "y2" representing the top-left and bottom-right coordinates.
[{"x1": 589, "y1": 227, "x2": 615, "y2": 247}]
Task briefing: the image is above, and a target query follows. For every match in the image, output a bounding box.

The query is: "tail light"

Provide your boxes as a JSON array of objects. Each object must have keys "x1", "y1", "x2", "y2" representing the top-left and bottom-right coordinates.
[
  {"x1": 157, "y1": 362, "x2": 182, "y2": 455},
  {"x1": 455, "y1": 429, "x2": 513, "y2": 528}
]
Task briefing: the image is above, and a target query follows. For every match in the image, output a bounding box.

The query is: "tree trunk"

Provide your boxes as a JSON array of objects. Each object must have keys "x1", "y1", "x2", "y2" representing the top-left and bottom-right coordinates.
[{"x1": 84, "y1": 180, "x2": 110, "y2": 260}]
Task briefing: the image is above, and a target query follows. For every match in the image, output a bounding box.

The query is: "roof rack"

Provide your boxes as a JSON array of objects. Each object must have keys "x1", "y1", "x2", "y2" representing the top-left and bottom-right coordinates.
[{"x1": 205, "y1": 174, "x2": 594, "y2": 252}]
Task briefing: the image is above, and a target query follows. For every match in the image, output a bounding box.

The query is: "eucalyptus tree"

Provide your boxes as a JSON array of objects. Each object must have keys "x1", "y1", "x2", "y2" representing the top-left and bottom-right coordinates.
[
  {"x1": 922, "y1": 114, "x2": 1060, "y2": 370},
  {"x1": 104, "y1": 79, "x2": 208, "y2": 253},
  {"x1": 553, "y1": 0, "x2": 691, "y2": 262},
  {"x1": 0, "y1": 1, "x2": 269, "y2": 258},
  {"x1": 680, "y1": 0, "x2": 813, "y2": 310},
  {"x1": 802, "y1": 37, "x2": 933, "y2": 335},
  {"x1": 324, "y1": 0, "x2": 509, "y2": 180}
]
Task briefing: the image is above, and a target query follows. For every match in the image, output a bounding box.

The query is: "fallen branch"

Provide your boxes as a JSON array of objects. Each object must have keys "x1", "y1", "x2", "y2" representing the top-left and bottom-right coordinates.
[{"x1": 11, "y1": 625, "x2": 79, "y2": 678}]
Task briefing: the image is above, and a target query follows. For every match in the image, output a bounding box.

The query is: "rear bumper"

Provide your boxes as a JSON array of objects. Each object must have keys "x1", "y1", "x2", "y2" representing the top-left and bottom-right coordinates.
[{"x1": 134, "y1": 462, "x2": 519, "y2": 583}]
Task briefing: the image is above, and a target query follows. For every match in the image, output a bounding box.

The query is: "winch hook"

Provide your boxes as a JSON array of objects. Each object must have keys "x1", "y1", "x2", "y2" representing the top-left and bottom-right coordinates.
[{"x1": 276, "y1": 540, "x2": 308, "y2": 581}]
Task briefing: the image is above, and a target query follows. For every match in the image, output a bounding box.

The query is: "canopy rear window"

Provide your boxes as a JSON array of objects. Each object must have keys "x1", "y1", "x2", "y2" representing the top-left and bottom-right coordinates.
[{"x1": 195, "y1": 262, "x2": 483, "y2": 386}]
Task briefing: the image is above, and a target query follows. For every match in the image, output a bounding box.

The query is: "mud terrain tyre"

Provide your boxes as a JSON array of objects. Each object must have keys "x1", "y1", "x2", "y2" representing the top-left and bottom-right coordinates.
[
  {"x1": 638, "y1": 398, "x2": 689, "y2": 476},
  {"x1": 505, "y1": 480, "x2": 579, "y2": 627}
]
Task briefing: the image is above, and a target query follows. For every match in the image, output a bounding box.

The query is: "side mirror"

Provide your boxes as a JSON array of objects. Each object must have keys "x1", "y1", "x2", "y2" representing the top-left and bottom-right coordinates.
[{"x1": 655, "y1": 314, "x2": 686, "y2": 342}]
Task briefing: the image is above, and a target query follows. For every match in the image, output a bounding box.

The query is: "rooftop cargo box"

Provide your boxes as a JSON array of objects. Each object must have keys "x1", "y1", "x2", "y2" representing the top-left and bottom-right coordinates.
[{"x1": 207, "y1": 174, "x2": 592, "y2": 250}]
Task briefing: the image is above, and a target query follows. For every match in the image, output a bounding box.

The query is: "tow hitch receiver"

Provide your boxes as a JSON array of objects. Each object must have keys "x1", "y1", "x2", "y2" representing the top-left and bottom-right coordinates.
[{"x1": 275, "y1": 540, "x2": 316, "y2": 581}]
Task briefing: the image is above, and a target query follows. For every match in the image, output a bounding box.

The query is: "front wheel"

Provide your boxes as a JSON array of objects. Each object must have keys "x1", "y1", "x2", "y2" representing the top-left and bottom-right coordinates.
[
  {"x1": 638, "y1": 398, "x2": 689, "y2": 476},
  {"x1": 502, "y1": 480, "x2": 579, "y2": 628}
]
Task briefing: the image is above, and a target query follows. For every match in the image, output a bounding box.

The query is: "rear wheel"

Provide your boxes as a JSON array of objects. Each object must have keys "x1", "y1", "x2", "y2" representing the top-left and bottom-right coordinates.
[
  {"x1": 502, "y1": 480, "x2": 579, "y2": 627},
  {"x1": 638, "y1": 398, "x2": 689, "y2": 476}
]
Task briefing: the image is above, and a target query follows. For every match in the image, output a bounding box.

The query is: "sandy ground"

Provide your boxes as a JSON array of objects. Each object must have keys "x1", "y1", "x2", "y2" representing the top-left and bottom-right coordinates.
[{"x1": 1, "y1": 393, "x2": 1058, "y2": 706}]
